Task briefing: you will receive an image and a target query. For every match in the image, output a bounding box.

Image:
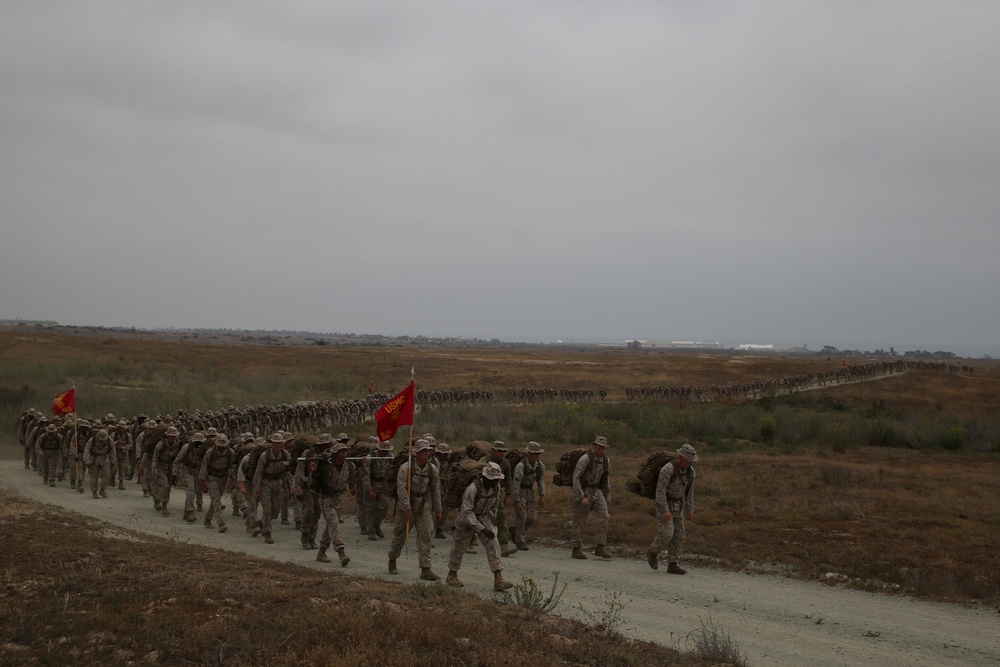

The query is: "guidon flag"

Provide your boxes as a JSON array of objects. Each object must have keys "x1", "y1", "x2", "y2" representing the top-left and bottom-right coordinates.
[
  {"x1": 51, "y1": 388, "x2": 76, "y2": 416},
  {"x1": 373, "y1": 381, "x2": 414, "y2": 442}
]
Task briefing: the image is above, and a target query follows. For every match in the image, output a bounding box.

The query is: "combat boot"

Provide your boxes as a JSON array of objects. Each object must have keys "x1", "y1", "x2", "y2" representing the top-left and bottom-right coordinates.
[
  {"x1": 374, "y1": 525, "x2": 384, "y2": 539},
  {"x1": 251, "y1": 521, "x2": 262, "y2": 538},
  {"x1": 368, "y1": 531, "x2": 378, "y2": 541},
  {"x1": 118, "y1": 481, "x2": 125, "y2": 490},
  {"x1": 184, "y1": 511, "x2": 196, "y2": 523},
  {"x1": 161, "y1": 507, "x2": 171, "y2": 516},
  {"x1": 204, "y1": 518, "x2": 213, "y2": 529},
  {"x1": 337, "y1": 548, "x2": 350, "y2": 567},
  {"x1": 646, "y1": 550, "x2": 659, "y2": 570},
  {"x1": 218, "y1": 525, "x2": 228, "y2": 533},
  {"x1": 493, "y1": 571, "x2": 513, "y2": 591},
  {"x1": 316, "y1": 548, "x2": 331, "y2": 563},
  {"x1": 667, "y1": 562, "x2": 687, "y2": 575},
  {"x1": 99, "y1": 489, "x2": 108, "y2": 499},
  {"x1": 92, "y1": 491, "x2": 98, "y2": 499},
  {"x1": 70, "y1": 479, "x2": 76, "y2": 490},
  {"x1": 263, "y1": 534, "x2": 274, "y2": 544},
  {"x1": 594, "y1": 544, "x2": 612, "y2": 559},
  {"x1": 501, "y1": 543, "x2": 519, "y2": 557},
  {"x1": 388, "y1": 559, "x2": 398, "y2": 575},
  {"x1": 571, "y1": 547, "x2": 587, "y2": 560},
  {"x1": 434, "y1": 527, "x2": 445, "y2": 539},
  {"x1": 420, "y1": 568, "x2": 440, "y2": 582},
  {"x1": 301, "y1": 534, "x2": 311, "y2": 550},
  {"x1": 77, "y1": 485, "x2": 84, "y2": 494},
  {"x1": 446, "y1": 570, "x2": 463, "y2": 587},
  {"x1": 309, "y1": 538, "x2": 317, "y2": 549},
  {"x1": 516, "y1": 540, "x2": 529, "y2": 551}
]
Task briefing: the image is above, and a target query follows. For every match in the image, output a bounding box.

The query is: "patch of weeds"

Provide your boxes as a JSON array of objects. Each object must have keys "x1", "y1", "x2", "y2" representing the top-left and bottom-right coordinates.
[
  {"x1": 574, "y1": 590, "x2": 631, "y2": 637},
  {"x1": 819, "y1": 465, "x2": 853, "y2": 488},
  {"x1": 863, "y1": 630, "x2": 881, "y2": 638},
  {"x1": 681, "y1": 616, "x2": 750, "y2": 666},
  {"x1": 492, "y1": 574, "x2": 566, "y2": 613}
]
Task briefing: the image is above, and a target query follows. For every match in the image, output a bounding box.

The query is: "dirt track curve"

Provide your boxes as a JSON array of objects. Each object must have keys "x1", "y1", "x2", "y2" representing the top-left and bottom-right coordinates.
[{"x1": 2, "y1": 460, "x2": 997, "y2": 667}]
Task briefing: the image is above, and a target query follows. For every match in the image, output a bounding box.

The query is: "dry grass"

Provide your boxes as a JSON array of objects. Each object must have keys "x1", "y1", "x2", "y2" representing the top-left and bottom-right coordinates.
[
  {"x1": 3, "y1": 327, "x2": 999, "y2": 607},
  {"x1": 0, "y1": 490, "x2": 699, "y2": 667}
]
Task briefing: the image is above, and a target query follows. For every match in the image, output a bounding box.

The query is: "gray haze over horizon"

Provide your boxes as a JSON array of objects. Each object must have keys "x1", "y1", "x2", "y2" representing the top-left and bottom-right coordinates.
[{"x1": 3, "y1": 2, "x2": 998, "y2": 358}]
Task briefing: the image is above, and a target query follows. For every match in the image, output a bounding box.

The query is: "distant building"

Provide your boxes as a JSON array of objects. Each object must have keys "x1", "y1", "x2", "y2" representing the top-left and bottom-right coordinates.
[{"x1": 736, "y1": 344, "x2": 775, "y2": 351}]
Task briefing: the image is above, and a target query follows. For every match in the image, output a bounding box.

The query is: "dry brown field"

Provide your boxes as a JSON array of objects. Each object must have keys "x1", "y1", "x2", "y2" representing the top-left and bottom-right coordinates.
[{"x1": 2, "y1": 327, "x2": 999, "y2": 609}]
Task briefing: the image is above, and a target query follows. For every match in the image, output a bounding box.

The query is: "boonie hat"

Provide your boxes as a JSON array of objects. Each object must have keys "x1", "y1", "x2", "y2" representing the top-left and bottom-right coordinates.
[
  {"x1": 482, "y1": 462, "x2": 504, "y2": 480},
  {"x1": 676, "y1": 443, "x2": 699, "y2": 462},
  {"x1": 526, "y1": 441, "x2": 544, "y2": 454},
  {"x1": 317, "y1": 433, "x2": 334, "y2": 445},
  {"x1": 592, "y1": 435, "x2": 609, "y2": 448},
  {"x1": 414, "y1": 439, "x2": 434, "y2": 453},
  {"x1": 491, "y1": 440, "x2": 508, "y2": 452},
  {"x1": 435, "y1": 443, "x2": 452, "y2": 455}
]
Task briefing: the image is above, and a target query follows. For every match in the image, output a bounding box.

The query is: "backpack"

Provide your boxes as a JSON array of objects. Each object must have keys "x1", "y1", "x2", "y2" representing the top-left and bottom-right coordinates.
[
  {"x1": 626, "y1": 451, "x2": 693, "y2": 499},
  {"x1": 381, "y1": 451, "x2": 411, "y2": 500},
  {"x1": 505, "y1": 448, "x2": 526, "y2": 474},
  {"x1": 443, "y1": 457, "x2": 487, "y2": 509},
  {"x1": 551, "y1": 448, "x2": 589, "y2": 486},
  {"x1": 290, "y1": 436, "x2": 318, "y2": 462},
  {"x1": 465, "y1": 441, "x2": 491, "y2": 461}
]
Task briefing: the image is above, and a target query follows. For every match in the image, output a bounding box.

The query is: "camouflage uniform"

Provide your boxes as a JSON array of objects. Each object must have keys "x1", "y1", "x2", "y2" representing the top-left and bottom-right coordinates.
[
  {"x1": 487, "y1": 445, "x2": 518, "y2": 557},
  {"x1": 315, "y1": 447, "x2": 356, "y2": 565},
  {"x1": 83, "y1": 429, "x2": 118, "y2": 498},
  {"x1": 134, "y1": 421, "x2": 157, "y2": 497},
  {"x1": 294, "y1": 434, "x2": 333, "y2": 549},
  {"x1": 512, "y1": 444, "x2": 546, "y2": 548},
  {"x1": 387, "y1": 442, "x2": 442, "y2": 578},
  {"x1": 432, "y1": 445, "x2": 454, "y2": 538},
  {"x1": 35, "y1": 425, "x2": 63, "y2": 486},
  {"x1": 110, "y1": 424, "x2": 133, "y2": 489},
  {"x1": 361, "y1": 443, "x2": 393, "y2": 539},
  {"x1": 237, "y1": 446, "x2": 262, "y2": 536},
  {"x1": 570, "y1": 438, "x2": 611, "y2": 557},
  {"x1": 16, "y1": 410, "x2": 35, "y2": 469},
  {"x1": 25, "y1": 419, "x2": 46, "y2": 472},
  {"x1": 150, "y1": 433, "x2": 182, "y2": 514},
  {"x1": 62, "y1": 422, "x2": 90, "y2": 492},
  {"x1": 648, "y1": 445, "x2": 697, "y2": 572},
  {"x1": 447, "y1": 465, "x2": 506, "y2": 588},
  {"x1": 253, "y1": 440, "x2": 291, "y2": 543},
  {"x1": 199, "y1": 436, "x2": 234, "y2": 532},
  {"x1": 174, "y1": 435, "x2": 206, "y2": 522}
]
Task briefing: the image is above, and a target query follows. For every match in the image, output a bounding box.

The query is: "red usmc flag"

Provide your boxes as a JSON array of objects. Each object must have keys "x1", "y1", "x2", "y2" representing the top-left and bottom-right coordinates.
[
  {"x1": 373, "y1": 382, "x2": 414, "y2": 442},
  {"x1": 51, "y1": 388, "x2": 76, "y2": 415}
]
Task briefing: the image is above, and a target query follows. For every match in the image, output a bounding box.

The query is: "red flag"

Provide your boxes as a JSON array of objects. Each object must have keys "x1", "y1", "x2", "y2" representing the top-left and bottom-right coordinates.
[
  {"x1": 368, "y1": 381, "x2": 373, "y2": 394},
  {"x1": 373, "y1": 381, "x2": 414, "y2": 442},
  {"x1": 51, "y1": 388, "x2": 76, "y2": 415}
]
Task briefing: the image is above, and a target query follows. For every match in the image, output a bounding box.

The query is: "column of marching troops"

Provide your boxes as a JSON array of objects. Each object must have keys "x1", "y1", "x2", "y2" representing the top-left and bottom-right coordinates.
[{"x1": 15, "y1": 406, "x2": 700, "y2": 591}]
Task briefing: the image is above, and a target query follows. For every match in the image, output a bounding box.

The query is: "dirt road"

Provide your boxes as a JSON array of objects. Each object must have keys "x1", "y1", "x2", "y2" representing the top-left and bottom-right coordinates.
[{"x1": 2, "y1": 460, "x2": 996, "y2": 667}]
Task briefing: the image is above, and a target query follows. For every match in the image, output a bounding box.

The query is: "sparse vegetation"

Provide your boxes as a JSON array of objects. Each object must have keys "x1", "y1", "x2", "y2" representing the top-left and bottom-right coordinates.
[
  {"x1": 492, "y1": 574, "x2": 566, "y2": 613},
  {"x1": 683, "y1": 616, "x2": 750, "y2": 666}
]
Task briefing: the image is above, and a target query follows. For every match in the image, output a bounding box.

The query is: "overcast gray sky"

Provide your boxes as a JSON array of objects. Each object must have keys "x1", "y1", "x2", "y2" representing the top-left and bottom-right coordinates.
[{"x1": 2, "y1": 1, "x2": 998, "y2": 355}]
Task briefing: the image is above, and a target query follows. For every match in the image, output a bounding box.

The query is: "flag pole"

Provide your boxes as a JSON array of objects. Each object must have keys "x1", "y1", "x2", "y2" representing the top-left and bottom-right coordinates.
[
  {"x1": 404, "y1": 367, "x2": 415, "y2": 548},
  {"x1": 72, "y1": 382, "x2": 80, "y2": 484}
]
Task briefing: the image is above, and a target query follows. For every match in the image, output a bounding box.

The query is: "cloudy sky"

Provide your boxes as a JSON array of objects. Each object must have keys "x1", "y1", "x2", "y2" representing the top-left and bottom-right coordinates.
[{"x1": 2, "y1": 1, "x2": 998, "y2": 355}]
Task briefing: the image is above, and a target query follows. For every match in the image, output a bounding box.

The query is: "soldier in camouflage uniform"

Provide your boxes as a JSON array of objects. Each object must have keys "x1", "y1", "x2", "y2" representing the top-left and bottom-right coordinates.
[
  {"x1": 174, "y1": 433, "x2": 206, "y2": 523},
  {"x1": 647, "y1": 444, "x2": 698, "y2": 574},
  {"x1": 253, "y1": 433, "x2": 291, "y2": 544},
  {"x1": 35, "y1": 423, "x2": 63, "y2": 487},
  {"x1": 487, "y1": 442, "x2": 520, "y2": 557},
  {"x1": 294, "y1": 433, "x2": 333, "y2": 549},
  {"x1": 446, "y1": 462, "x2": 513, "y2": 591},
  {"x1": 315, "y1": 440, "x2": 356, "y2": 566},
  {"x1": 387, "y1": 439, "x2": 442, "y2": 581},
  {"x1": 432, "y1": 443, "x2": 454, "y2": 539},
  {"x1": 511, "y1": 441, "x2": 546, "y2": 550},
  {"x1": 150, "y1": 427, "x2": 182, "y2": 515},
  {"x1": 25, "y1": 416, "x2": 48, "y2": 473},
  {"x1": 230, "y1": 433, "x2": 255, "y2": 517},
  {"x1": 199, "y1": 434, "x2": 234, "y2": 533},
  {"x1": 570, "y1": 435, "x2": 612, "y2": 560},
  {"x1": 280, "y1": 431, "x2": 299, "y2": 527},
  {"x1": 134, "y1": 419, "x2": 158, "y2": 497},
  {"x1": 238, "y1": 439, "x2": 265, "y2": 536},
  {"x1": 110, "y1": 421, "x2": 133, "y2": 490},
  {"x1": 16, "y1": 408, "x2": 36, "y2": 470},
  {"x1": 83, "y1": 428, "x2": 118, "y2": 499},
  {"x1": 63, "y1": 419, "x2": 92, "y2": 493},
  {"x1": 362, "y1": 440, "x2": 393, "y2": 540}
]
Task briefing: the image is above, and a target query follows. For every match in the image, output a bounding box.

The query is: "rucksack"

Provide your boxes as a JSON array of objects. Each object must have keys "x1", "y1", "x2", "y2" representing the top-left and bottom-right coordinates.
[
  {"x1": 465, "y1": 441, "x2": 491, "y2": 461},
  {"x1": 551, "y1": 448, "x2": 589, "y2": 486},
  {"x1": 626, "y1": 451, "x2": 693, "y2": 499},
  {"x1": 381, "y1": 451, "x2": 411, "y2": 500},
  {"x1": 443, "y1": 458, "x2": 487, "y2": 509},
  {"x1": 505, "y1": 448, "x2": 526, "y2": 474}
]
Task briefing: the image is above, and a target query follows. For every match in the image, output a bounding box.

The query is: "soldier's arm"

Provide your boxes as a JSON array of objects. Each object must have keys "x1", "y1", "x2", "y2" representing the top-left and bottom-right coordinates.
[
  {"x1": 537, "y1": 461, "x2": 546, "y2": 498},
  {"x1": 198, "y1": 451, "x2": 211, "y2": 482},
  {"x1": 459, "y1": 483, "x2": 484, "y2": 531},
  {"x1": 685, "y1": 468, "x2": 696, "y2": 515},
  {"x1": 571, "y1": 454, "x2": 589, "y2": 502},
  {"x1": 396, "y1": 463, "x2": 411, "y2": 513},
  {"x1": 512, "y1": 463, "x2": 525, "y2": 505},
  {"x1": 655, "y1": 463, "x2": 672, "y2": 515},
  {"x1": 430, "y1": 464, "x2": 442, "y2": 514}
]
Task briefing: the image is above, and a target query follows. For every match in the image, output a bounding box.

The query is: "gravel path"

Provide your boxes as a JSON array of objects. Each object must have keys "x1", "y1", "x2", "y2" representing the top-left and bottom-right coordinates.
[{"x1": 3, "y1": 460, "x2": 997, "y2": 667}]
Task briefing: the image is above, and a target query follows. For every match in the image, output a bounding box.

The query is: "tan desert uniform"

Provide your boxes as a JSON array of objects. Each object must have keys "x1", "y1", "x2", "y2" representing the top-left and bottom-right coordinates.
[
  {"x1": 199, "y1": 437, "x2": 234, "y2": 532},
  {"x1": 110, "y1": 424, "x2": 133, "y2": 489},
  {"x1": 448, "y1": 473, "x2": 504, "y2": 579},
  {"x1": 361, "y1": 445, "x2": 393, "y2": 539},
  {"x1": 150, "y1": 435, "x2": 182, "y2": 514},
  {"x1": 315, "y1": 453, "x2": 356, "y2": 564},
  {"x1": 83, "y1": 430, "x2": 118, "y2": 499},
  {"x1": 35, "y1": 425, "x2": 63, "y2": 486},
  {"x1": 512, "y1": 452, "x2": 546, "y2": 547},
  {"x1": 571, "y1": 448, "x2": 611, "y2": 554},
  {"x1": 134, "y1": 422, "x2": 157, "y2": 496},
  {"x1": 387, "y1": 455, "x2": 442, "y2": 575},
  {"x1": 174, "y1": 437, "x2": 206, "y2": 521},
  {"x1": 62, "y1": 423, "x2": 91, "y2": 492},
  {"x1": 253, "y1": 443, "x2": 291, "y2": 542},
  {"x1": 650, "y1": 458, "x2": 696, "y2": 565},
  {"x1": 237, "y1": 448, "x2": 261, "y2": 535}
]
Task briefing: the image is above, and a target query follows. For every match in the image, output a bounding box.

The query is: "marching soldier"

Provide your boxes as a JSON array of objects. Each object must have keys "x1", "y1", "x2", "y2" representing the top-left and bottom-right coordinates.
[
  {"x1": 253, "y1": 433, "x2": 291, "y2": 544},
  {"x1": 294, "y1": 433, "x2": 333, "y2": 549},
  {"x1": 150, "y1": 427, "x2": 182, "y2": 515},
  {"x1": 511, "y1": 441, "x2": 546, "y2": 550},
  {"x1": 387, "y1": 439, "x2": 442, "y2": 581},
  {"x1": 487, "y1": 442, "x2": 520, "y2": 557},
  {"x1": 83, "y1": 428, "x2": 118, "y2": 499},
  {"x1": 432, "y1": 443, "x2": 454, "y2": 538},
  {"x1": 35, "y1": 423, "x2": 63, "y2": 487},
  {"x1": 361, "y1": 440, "x2": 393, "y2": 540},
  {"x1": 199, "y1": 434, "x2": 234, "y2": 533},
  {"x1": 570, "y1": 435, "x2": 612, "y2": 560},
  {"x1": 110, "y1": 421, "x2": 133, "y2": 490},
  {"x1": 647, "y1": 444, "x2": 698, "y2": 574},
  {"x1": 174, "y1": 432, "x2": 207, "y2": 523},
  {"x1": 315, "y1": 439, "x2": 356, "y2": 566},
  {"x1": 446, "y1": 461, "x2": 513, "y2": 591}
]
